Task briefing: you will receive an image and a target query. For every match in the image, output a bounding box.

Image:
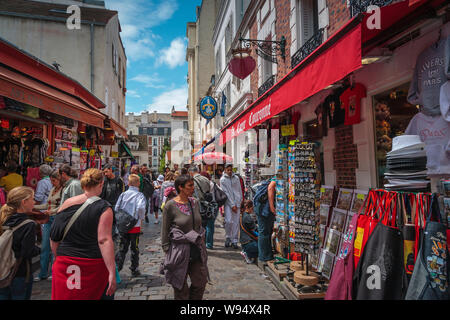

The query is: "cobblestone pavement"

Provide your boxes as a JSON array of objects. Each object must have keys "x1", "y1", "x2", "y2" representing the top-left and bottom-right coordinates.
[{"x1": 31, "y1": 214, "x2": 284, "y2": 300}]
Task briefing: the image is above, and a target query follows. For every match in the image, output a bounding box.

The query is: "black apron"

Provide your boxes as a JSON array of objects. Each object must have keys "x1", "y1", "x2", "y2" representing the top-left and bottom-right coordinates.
[
  {"x1": 353, "y1": 221, "x2": 407, "y2": 300},
  {"x1": 405, "y1": 194, "x2": 449, "y2": 300}
]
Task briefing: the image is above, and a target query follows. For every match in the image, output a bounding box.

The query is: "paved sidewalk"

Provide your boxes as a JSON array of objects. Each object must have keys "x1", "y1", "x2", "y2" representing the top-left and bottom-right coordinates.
[{"x1": 31, "y1": 213, "x2": 284, "y2": 300}]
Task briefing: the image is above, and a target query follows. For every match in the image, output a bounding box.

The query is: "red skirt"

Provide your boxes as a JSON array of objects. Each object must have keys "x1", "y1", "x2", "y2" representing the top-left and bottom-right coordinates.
[{"x1": 51, "y1": 256, "x2": 109, "y2": 300}]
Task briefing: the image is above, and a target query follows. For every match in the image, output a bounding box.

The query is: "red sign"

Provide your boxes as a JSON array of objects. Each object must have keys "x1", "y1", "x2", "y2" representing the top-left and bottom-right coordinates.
[
  {"x1": 220, "y1": 22, "x2": 362, "y2": 145},
  {"x1": 228, "y1": 56, "x2": 256, "y2": 80}
]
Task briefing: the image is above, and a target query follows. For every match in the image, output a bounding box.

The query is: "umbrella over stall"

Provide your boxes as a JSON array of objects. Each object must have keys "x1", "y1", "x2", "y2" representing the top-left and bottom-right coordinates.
[{"x1": 194, "y1": 152, "x2": 233, "y2": 165}]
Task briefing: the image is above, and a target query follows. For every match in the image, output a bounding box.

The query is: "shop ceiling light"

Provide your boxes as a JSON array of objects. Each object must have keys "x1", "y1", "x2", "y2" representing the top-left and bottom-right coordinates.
[{"x1": 361, "y1": 54, "x2": 392, "y2": 65}]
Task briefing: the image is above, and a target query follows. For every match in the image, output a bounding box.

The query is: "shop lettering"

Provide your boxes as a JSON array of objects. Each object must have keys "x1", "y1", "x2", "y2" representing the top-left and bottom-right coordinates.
[
  {"x1": 419, "y1": 128, "x2": 447, "y2": 139},
  {"x1": 11, "y1": 87, "x2": 43, "y2": 107},
  {"x1": 366, "y1": 265, "x2": 381, "y2": 290},
  {"x1": 66, "y1": 265, "x2": 81, "y2": 290},
  {"x1": 66, "y1": 5, "x2": 81, "y2": 30},
  {"x1": 249, "y1": 100, "x2": 271, "y2": 127}
]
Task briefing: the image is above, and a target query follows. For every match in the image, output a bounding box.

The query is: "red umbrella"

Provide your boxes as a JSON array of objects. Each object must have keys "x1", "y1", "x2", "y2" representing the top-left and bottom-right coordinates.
[{"x1": 194, "y1": 152, "x2": 233, "y2": 164}]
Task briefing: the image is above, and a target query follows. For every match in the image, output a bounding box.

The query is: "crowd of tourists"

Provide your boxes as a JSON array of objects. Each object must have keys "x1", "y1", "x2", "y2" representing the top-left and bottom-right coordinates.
[{"x1": 0, "y1": 161, "x2": 277, "y2": 301}]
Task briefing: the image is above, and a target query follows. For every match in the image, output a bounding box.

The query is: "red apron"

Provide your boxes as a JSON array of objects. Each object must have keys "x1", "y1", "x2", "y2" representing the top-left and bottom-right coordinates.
[{"x1": 52, "y1": 256, "x2": 109, "y2": 300}]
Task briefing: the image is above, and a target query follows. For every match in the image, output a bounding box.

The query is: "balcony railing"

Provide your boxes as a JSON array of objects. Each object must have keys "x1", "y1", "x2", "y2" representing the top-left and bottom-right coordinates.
[
  {"x1": 258, "y1": 75, "x2": 275, "y2": 98},
  {"x1": 291, "y1": 28, "x2": 324, "y2": 70},
  {"x1": 350, "y1": 0, "x2": 393, "y2": 17}
]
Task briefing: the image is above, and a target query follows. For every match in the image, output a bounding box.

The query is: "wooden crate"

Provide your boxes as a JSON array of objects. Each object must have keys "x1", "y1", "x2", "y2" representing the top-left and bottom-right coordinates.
[
  {"x1": 283, "y1": 278, "x2": 326, "y2": 300},
  {"x1": 267, "y1": 260, "x2": 291, "y2": 280}
]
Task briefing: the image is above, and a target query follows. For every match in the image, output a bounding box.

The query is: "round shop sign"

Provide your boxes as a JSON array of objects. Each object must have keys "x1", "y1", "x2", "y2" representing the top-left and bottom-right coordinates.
[{"x1": 200, "y1": 96, "x2": 218, "y2": 120}]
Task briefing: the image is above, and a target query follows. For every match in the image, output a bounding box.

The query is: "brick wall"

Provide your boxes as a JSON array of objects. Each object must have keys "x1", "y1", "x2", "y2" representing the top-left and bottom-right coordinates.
[
  {"x1": 333, "y1": 125, "x2": 358, "y2": 188},
  {"x1": 249, "y1": 17, "x2": 259, "y2": 101},
  {"x1": 275, "y1": 0, "x2": 292, "y2": 79},
  {"x1": 327, "y1": 0, "x2": 351, "y2": 37}
]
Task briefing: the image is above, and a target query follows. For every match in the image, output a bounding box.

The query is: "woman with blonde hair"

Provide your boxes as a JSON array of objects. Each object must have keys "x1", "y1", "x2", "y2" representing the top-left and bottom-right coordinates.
[
  {"x1": 0, "y1": 186, "x2": 40, "y2": 300},
  {"x1": 50, "y1": 168, "x2": 116, "y2": 300}
]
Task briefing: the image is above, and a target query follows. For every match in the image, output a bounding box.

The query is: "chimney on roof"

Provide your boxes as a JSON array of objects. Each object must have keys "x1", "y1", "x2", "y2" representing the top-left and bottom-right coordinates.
[{"x1": 171, "y1": 105, "x2": 175, "y2": 113}]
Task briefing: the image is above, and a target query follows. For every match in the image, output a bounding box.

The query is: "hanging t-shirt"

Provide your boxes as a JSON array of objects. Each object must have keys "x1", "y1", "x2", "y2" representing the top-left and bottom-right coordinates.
[
  {"x1": 314, "y1": 103, "x2": 328, "y2": 137},
  {"x1": 440, "y1": 80, "x2": 450, "y2": 122},
  {"x1": 325, "y1": 87, "x2": 346, "y2": 128},
  {"x1": 340, "y1": 83, "x2": 367, "y2": 126},
  {"x1": 405, "y1": 112, "x2": 450, "y2": 176},
  {"x1": 407, "y1": 37, "x2": 450, "y2": 116}
]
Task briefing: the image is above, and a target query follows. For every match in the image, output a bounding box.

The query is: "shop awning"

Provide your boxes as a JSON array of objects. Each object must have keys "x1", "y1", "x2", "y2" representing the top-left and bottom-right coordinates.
[
  {"x1": 0, "y1": 66, "x2": 105, "y2": 128},
  {"x1": 120, "y1": 141, "x2": 135, "y2": 160},
  {"x1": 218, "y1": 0, "x2": 446, "y2": 146},
  {"x1": 108, "y1": 117, "x2": 128, "y2": 138}
]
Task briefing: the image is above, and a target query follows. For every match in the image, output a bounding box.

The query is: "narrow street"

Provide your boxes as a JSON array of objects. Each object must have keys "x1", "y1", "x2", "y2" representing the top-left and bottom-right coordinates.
[{"x1": 31, "y1": 214, "x2": 285, "y2": 300}]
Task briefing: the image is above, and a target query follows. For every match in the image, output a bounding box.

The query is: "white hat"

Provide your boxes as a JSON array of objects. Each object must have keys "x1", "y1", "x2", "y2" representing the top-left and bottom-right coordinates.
[
  {"x1": 440, "y1": 81, "x2": 450, "y2": 122},
  {"x1": 157, "y1": 175, "x2": 164, "y2": 182},
  {"x1": 389, "y1": 135, "x2": 424, "y2": 153}
]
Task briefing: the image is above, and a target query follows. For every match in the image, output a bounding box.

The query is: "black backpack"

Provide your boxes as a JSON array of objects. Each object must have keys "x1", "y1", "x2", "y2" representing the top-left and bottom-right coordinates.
[
  {"x1": 212, "y1": 182, "x2": 227, "y2": 207},
  {"x1": 141, "y1": 175, "x2": 154, "y2": 199}
]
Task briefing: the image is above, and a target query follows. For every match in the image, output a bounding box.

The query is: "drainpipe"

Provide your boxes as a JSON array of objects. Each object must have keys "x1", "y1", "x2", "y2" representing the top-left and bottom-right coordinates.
[{"x1": 90, "y1": 23, "x2": 95, "y2": 93}]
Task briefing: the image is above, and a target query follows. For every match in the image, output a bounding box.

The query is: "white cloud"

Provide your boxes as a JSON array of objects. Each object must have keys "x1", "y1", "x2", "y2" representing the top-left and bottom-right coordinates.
[
  {"x1": 157, "y1": 37, "x2": 187, "y2": 69},
  {"x1": 146, "y1": 85, "x2": 188, "y2": 113},
  {"x1": 126, "y1": 90, "x2": 141, "y2": 98},
  {"x1": 106, "y1": 0, "x2": 179, "y2": 62},
  {"x1": 130, "y1": 74, "x2": 166, "y2": 89}
]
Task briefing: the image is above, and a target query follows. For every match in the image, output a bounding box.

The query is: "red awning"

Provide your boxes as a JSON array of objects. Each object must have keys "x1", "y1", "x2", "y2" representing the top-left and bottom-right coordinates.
[
  {"x1": 218, "y1": 0, "x2": 446, "y2": 146},
  {"x1": 109, "y1": 117, "x2": 128, "y2": 138},
  {"x1": 0, "y1": 66, "x2": 105, "y2": 128},
  {"x1": 219, "y1": 17, "x2": 362, "y2": 145}
]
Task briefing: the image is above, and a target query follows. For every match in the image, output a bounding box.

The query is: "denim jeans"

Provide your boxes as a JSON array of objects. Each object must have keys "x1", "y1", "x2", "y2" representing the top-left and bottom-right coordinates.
[
  {"x1": 0, "y1": 277, "x2": 33, "y2": 300},
  {"x1": 38, "y1": 215, "x2": 55, "y2": 279},
  {"x1": 242, "y1": 241, "x2": 258, "y2": 259},
  {"x1": 205, "y1": 212, "x2": 217, "y2": 248},
  {"x1": 257, "y1": 213, "x2": 275, "y2": 262}
]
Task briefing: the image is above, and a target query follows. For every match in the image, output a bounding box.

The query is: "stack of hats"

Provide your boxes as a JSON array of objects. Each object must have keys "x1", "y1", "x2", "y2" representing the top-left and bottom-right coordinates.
[{"x1": 384, "y1": 135, "x2": 430, "y2": 191}]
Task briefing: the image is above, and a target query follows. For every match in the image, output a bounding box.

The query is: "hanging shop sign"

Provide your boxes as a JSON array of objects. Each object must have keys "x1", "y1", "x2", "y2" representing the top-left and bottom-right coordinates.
[
  {"x1": 228, "y1": 52, "x2": 256, "y2": 80},
  {"x1": 199, "y1": 96, "x2": 218, "y2": 120},
  {"x1": 281, "y1": 124, "x2": 296, "y2": 136}
]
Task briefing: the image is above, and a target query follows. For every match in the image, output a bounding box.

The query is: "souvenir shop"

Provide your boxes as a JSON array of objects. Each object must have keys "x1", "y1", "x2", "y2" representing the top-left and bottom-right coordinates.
[
  {"x1": 216, "y1": 0, "x2": 449, "y2": 299},
  {"x1": 0, "y1": 37, "x2": 129, "y2": 193}
]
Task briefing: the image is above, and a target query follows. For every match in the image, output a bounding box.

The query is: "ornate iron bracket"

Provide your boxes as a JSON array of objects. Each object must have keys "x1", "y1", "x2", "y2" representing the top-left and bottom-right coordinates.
[{"x1": 239, "y1": 36, "x2": 286, "y2": 64}]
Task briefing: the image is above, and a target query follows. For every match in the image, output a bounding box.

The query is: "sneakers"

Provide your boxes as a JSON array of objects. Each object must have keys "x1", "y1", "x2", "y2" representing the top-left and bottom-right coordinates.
[
  {"x1": 231, "y1": 243, "x2": 239, "y2": 249},
  {"x1": 154, "y1": 219, "x2": 159, "y2": 224},
  {"x1": 225, "y1": 238, "x2": 231, "y2": 248},
  {"x1": 240, "y1": 251, "x2": 253, "y2": 264}
]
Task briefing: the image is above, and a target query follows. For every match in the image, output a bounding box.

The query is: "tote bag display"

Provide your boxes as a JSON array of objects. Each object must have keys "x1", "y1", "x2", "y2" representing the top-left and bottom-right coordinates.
[
  {"x1": 353, "y1": 193, "x2": 407, "y2": 300},
  {"x1": 405, "y1": 194, "x2": 449, "y2": 300}
]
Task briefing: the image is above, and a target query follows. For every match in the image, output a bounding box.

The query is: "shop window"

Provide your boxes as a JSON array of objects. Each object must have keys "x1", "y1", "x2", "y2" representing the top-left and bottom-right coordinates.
[{"x1": 373, "y1": 82, "x2": 418, "y2": 188}]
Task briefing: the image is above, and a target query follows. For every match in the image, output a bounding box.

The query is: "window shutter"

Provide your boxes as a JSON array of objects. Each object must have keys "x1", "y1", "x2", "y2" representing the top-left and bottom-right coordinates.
[{"x1": 301, "y1": 0, "x2": 314, "y2": 44}]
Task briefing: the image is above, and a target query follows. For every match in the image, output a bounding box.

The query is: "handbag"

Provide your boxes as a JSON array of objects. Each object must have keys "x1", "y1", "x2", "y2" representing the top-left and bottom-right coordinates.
[
  {"x1": 187, "y1": 200, "x2": 202, "y2": 262},
  {"x1": 114, "y1": 195, "x2": 138, "y2": 234},
  {"x1": 213, "y1": 182, "x2": 228, "y2": 207},
  {"x1": 193, "y1": 181, "x2": 217, "y2": 222}
]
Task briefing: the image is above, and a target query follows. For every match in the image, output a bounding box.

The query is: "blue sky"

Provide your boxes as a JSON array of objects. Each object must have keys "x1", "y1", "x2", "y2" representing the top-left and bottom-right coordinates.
[{"x1": 105, "y1": 0, "x2": 202, "y2": 115}]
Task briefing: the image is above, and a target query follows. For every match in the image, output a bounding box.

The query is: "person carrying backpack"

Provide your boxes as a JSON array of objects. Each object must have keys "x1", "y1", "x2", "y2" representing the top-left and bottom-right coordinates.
[
  {"x1": 0, "y1": 186, "x2": 40, "y2": 300},
  {"x1": 139, "y1": 165, "x2": 155, "y2": 224},
  {"x1": 252, "y1": 177, "x2": 276, "y2": 263}
]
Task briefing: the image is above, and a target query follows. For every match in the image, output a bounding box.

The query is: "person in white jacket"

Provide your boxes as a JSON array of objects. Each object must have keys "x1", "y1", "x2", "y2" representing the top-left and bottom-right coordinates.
[
  {"x1": 220, "y1": 164, "x2": 243, "y2": 249},
  {"x1": 114, "y1": 174, "x2": 147, "y2": 277}
]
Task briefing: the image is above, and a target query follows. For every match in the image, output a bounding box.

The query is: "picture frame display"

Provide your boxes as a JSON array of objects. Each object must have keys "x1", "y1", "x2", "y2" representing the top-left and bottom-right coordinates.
[
  {"x1": 336, "y1": 188, "x2": 354, "y2": 211},
  {"x1": 329, "y1": 208, "x2": 348, "y2": 234},
  {"x1": 318, "y1": 249, "x2": 335, "y2": 280},
  {"x1": 350, "y1": 189, "x2": 369, "y2": 213},
  {"x1": 319, "y1": 204, "x2": 330, "y2": 226},
  {"x1": 320, "y1": 185, "x2": 334, "y2": 206},
  {"x1": 324, "y1": 228, "x2": 341, "y2": 256}
]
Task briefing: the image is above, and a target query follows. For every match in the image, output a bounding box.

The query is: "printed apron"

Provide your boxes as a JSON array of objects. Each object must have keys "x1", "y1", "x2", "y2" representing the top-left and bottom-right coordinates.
[
  {"x1": 353, "y1": 192, "x2": 407, "y2": 300},
  {"x1": 405, "y1": 194, "x2": 449, "y2": 300}
]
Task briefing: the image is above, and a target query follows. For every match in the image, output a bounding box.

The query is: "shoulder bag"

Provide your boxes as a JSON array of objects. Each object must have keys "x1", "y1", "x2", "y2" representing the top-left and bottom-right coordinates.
[
  {"x1": 62, "y1": 196, "x2": 101, "y2": 242},
  {"x1": 187, "y1": 200, "x2": 202, "y2": 262}
]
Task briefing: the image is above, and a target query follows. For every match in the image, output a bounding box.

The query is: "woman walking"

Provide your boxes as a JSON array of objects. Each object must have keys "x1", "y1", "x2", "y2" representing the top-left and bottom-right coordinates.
[
  {"x1": 160, "y1": 175, "x2": 208, "y2": 300},
  {"x1": 50, "y1": 168, "x2": 116, "y2": 300},
  {"x1": 33, "y1": 170, "x2": 63, "y2": 281},
  {"x1": 200, "y1": 171, "x2": 219, "y2": 249},
  {"x1": 0, "y1": 187, "x2": 40, "y2": 300}
]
